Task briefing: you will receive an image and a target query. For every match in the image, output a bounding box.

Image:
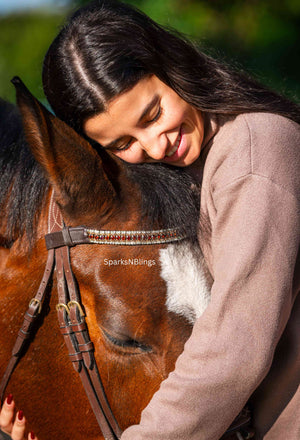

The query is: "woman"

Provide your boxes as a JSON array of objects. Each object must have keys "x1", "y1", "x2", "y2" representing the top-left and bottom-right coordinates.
[{"x1": 1, "y1": 0, "x2": 299, "y2": 439}]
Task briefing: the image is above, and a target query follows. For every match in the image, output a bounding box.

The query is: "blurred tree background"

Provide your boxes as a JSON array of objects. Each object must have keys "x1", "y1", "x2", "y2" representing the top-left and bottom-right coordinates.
[{"x1": 0, "y1": 0, "x2": 299, "y2": 105}]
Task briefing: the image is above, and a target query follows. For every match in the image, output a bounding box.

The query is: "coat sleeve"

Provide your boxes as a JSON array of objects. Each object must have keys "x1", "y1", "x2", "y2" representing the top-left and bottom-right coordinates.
[{"x1": 121, "y1": 173, "x2": 300, "y2": 440}]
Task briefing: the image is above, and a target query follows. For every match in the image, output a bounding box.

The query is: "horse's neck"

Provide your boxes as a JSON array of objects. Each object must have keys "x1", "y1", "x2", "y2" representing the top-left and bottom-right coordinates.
[{"x1": 0, "y1": 192, "x2": 50, "y2": 277}]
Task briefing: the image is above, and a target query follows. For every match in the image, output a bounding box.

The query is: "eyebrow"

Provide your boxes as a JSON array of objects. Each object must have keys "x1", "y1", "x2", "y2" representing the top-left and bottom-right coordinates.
[{"x1": 102, "y1": 94, "x2": 160, "y2": 150}]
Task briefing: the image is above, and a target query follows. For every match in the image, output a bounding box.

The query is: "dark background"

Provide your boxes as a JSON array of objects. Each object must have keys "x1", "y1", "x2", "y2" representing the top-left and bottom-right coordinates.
[{"x1": 0, "y1": 0, "x2": 299, "y2": 105}]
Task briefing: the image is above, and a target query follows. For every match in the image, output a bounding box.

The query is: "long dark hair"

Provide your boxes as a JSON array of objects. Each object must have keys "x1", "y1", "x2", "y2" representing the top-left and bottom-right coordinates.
[{"x1": 43, "y1": 0, "x2": 300, "y2": 133}]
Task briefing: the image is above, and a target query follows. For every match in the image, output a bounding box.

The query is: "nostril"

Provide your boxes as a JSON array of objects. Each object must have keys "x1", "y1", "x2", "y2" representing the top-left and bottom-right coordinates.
[{"x1": 144, "y1": 146, "x2": 166, "y2": 161}]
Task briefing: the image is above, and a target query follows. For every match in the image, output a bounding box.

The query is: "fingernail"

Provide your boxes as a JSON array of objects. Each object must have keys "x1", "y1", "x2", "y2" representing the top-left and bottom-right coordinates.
[
  {"x1": 18, "y1": 410, "x2": 24, "y2": 421},
  {"x1": 6, "y1": 393, "x2": 13, "y2": 405},
  {"x1": 30, "y1": 432, "x2": 35, "y2": 439}
]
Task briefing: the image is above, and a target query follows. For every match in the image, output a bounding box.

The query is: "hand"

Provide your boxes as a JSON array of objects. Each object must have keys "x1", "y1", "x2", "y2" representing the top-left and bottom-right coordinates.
[{"x1": 0, "y1": 395, "x2": 38, "y2": 440}]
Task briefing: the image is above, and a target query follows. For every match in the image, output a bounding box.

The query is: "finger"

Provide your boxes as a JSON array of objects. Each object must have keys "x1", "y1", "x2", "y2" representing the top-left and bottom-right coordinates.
[
  {"x1": 28, "y1": 432, "x2": 37, "y2": 440},
  {"x1": 0, "y1": 395, "x2": 15, "y2": 432},
  {"x1": 10, "y1": 411, "x2": 26, "y2": 440}
]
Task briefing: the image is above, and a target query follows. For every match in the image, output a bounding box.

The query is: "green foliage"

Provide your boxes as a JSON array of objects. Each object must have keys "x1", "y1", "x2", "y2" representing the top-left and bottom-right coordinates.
[
  {"x1": 0, "y1": 11, "x2": 65, "y2": 103},
  {"x1": 0, "y1": 0, "x2": 299, "y2": 105}
]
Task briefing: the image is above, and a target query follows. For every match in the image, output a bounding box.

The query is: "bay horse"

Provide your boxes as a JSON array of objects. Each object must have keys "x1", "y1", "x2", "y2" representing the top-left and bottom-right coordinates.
[{"x1": 0, "y1": 79, "x2": 212, "y2": 439}]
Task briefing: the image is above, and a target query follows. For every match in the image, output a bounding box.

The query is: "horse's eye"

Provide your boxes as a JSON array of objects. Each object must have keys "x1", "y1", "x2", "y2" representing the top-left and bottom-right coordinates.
[{"x1": 102, "y1": 329, "x2": 152, "y2": 354}]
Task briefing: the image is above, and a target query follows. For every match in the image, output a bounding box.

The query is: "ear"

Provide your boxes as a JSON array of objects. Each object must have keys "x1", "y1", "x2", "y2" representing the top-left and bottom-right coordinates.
[{"x1": 12, "y1": 77, "x2": 120, "y2": 221}]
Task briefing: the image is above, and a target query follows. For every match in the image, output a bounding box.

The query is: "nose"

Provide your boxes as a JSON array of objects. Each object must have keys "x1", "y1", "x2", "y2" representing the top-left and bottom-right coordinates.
[{"x1": 138, "y1": 131, "x2": 169, "y2": 160}]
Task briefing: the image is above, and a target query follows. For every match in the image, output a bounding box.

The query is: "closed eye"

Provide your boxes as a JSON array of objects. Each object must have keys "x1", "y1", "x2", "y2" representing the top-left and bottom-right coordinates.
[
  {"x1": 114, "y1": 138, "x2": 133, "y2": 152},
  {"x1": 105, "y1": 98, "x2": 163, "y2": 152},
  {"x1": 146, "y1": 106, "x2": 162, "y2": 124},
  {"x1": 114, "y1": 106, "x2": 163, "y2": 152},
  {"x1": 102, "y1": 329, "x2": 152, "y2": 354}
]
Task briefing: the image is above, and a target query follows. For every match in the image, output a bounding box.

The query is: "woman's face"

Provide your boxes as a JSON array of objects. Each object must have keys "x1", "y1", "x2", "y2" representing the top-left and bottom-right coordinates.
[{"x1": 83, "y1": 75, "x2": 204, "y2": 167}]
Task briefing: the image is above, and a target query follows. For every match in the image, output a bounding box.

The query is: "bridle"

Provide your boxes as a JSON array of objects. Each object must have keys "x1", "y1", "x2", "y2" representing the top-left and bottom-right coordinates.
[
  {"x1": 0, "y1": 193, "x2": 186, "y2": 440},
  {"x1": 0, "y1": 193, "x2": 254, "y2": 440}
]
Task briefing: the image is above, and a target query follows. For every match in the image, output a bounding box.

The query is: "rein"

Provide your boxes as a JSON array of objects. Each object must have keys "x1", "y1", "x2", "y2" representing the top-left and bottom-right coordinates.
[{"x1": 0, "y1": 194, "x2": 186, "y2": 440}]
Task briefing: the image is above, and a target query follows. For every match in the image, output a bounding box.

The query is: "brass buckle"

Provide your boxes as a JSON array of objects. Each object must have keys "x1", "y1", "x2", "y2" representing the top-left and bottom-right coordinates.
[
  {"x1": 56, "y1": 303, "x2": 70, "y2": 314},
  {"x1": 29, "y1": 298, "x2": 42, "y2": 314},
  {"x1": 67, "y1": 300, "x2": 85, "y2": 317}
]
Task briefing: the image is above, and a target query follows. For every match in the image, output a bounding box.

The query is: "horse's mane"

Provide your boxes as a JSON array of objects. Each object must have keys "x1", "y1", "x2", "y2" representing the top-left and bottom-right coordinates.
[
  {"x1": 0, "y1": 99, "x2": 49, "y2": 246},
  {"x1": 126, "y1": 162, "x2": 200, "y2": 242},
  {"x1": 0, "y1": 100, "x2": 200, "y2": 247}
]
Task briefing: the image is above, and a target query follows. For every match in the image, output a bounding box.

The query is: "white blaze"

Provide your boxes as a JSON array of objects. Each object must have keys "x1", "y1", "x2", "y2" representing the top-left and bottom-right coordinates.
[{"x1": 159, "y1": 242, "x2": 212, "y2": 324}]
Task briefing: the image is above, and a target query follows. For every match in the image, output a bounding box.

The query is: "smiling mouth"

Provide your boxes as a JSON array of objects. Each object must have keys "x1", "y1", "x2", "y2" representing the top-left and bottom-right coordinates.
[{"x1": 166, "y1": 129, "x2": 182, "y2": 157}]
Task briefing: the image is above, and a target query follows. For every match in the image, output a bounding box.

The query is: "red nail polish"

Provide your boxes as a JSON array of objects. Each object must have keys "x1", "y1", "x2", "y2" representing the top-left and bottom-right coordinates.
[
  {"x1": 18, "y1": 410, "x2": 24, "y2": 421},
  {"x1": 6, "y1": 394, "x2": 13, "y2": 405},
  {"x1": 30, "y1": 431, "x2": 35, "y2": 439}
]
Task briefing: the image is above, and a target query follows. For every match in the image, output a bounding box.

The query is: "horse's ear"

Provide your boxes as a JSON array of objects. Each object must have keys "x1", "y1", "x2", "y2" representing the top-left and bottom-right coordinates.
[{"x1": 11, "y1": 77, "x2": 119, "y2": 219}]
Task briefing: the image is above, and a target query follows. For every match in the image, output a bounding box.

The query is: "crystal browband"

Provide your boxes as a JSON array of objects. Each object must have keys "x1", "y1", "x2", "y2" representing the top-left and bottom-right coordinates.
[
  {"x1": 45, "y1": 226, "x2": 186, "y2": 249},
  {"x1": 86, "y1": 227, "x2": 185, "y2": 245}
]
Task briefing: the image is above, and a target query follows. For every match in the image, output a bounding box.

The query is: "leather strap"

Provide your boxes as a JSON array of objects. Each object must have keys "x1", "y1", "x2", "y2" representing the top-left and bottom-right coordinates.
[
  {"x1": 45, "y1": 227, "x2": 89, "y2": 249},
  {"x1": 0, "y1": 249, "x2": 55, "y2": 404},
  {"x1": 54, "y1": 243, "x2": 121, "y2": 439},
  {"x1": 0, "y1": 194, "x2": 121, "y2": 439},
  {"x1": 49, "y1": 199, "x2": 121, "y2": 440}
]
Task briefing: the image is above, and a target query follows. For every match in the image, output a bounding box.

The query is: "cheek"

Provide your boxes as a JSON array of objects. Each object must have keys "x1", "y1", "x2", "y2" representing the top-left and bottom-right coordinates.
[
  {"x1": 183, "y1": 107, "x2": 197, "y2": 125},
  {"x1": 167, "y1": 103, "x2": 186, "y2": 124},
  {"x1": 184, "y1": 108, "x2": 203, "y2": 137},
  {"x1": 171, "y1": 105, "x2": 195, "y2": 132}
]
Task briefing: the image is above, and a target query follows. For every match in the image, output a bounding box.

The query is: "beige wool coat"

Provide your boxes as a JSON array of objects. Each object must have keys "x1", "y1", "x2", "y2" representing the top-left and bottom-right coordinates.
[{"x1": 121, "y1": 112, "x2": 300, "y2": 440}]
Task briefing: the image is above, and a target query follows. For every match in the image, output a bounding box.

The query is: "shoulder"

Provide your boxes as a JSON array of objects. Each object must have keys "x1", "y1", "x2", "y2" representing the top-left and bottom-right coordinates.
[{"x1": 203, "y1": 112, "x2": 300, "y2": 197}]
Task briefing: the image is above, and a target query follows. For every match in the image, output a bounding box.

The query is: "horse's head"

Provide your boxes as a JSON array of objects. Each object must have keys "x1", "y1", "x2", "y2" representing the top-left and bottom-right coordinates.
[{"x1": 7, "y1": 78, "x2": 211, "y2": 438}]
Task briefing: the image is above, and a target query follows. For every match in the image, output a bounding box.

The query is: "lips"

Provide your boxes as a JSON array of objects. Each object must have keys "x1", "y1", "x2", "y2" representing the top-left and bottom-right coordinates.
[{"x1": 165, "y1": 128, "x2": 182, "y2": 157}]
